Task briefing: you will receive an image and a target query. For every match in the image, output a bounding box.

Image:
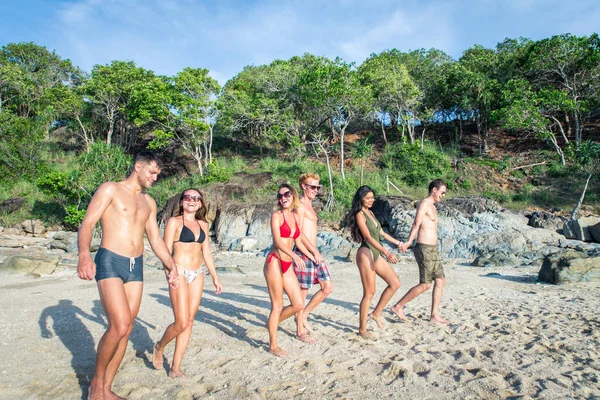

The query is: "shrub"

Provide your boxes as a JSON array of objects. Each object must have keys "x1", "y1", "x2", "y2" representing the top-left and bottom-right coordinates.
[{"x1": 381, "y1": 141, "x2": 452, "y2": 187}]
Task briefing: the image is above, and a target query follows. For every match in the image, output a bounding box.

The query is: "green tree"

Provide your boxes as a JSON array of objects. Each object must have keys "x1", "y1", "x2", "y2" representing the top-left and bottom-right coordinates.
[
  {"x1": 524, "y1": 34, "x2": 600, "y2": 147},
  {"x1": 298, "y1": 56, "x2": 369, "y2": 180},
  {"x1": 459, "y1": 45, "x2": 499, "y2": 154},
  {"x1": 358, "y1": 51, "x2": 420, "y2": 143}
]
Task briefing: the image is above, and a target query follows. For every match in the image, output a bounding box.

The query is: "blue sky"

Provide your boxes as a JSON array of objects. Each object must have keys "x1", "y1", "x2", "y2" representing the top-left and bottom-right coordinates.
[{"x1": 1, "y1": 0, "x2": 598, "y2": 84}]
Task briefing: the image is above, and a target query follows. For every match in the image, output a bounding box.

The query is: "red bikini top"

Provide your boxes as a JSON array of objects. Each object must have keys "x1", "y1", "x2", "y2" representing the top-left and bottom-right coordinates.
[{"x1": 280, "y1": 213, "x2": 301, "y2": 239}]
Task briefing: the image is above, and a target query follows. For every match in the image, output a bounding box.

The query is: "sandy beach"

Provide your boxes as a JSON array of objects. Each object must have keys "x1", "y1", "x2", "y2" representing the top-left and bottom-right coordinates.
[{"x1": 1, "y1": 251, "x2": 599, "y2": 399}]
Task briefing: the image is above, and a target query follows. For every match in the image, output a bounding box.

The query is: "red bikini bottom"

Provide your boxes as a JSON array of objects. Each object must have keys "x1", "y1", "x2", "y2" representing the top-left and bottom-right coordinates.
[{"x1": 267, "y1": 252, "x2": 292, "y2": 274}]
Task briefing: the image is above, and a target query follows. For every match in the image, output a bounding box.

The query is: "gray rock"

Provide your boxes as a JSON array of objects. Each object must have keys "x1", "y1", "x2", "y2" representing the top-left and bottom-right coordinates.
[
  {"x1": 0, "y1": 254, "x2": 61, "y2": 275},
  {"x1": 590, "y1": 223, "x2": 600, "y2": 243},
  {"x1": 22, "y1": 219, "x2": 45, "y2": 234},
  {"x1": 3, "y1": 228, "x2": 22, "y2": 235},
  {"x1": 525, "y1": 211, "x2": 566, "y2": 232},
  {"x1": 229, "y1": 237, "x2": 260, "y2": 252},
  {"x1": 0, "y1": 198, "x2": 24, "y2": 214},
  {"x1": 538, "y1": 250, "x2": 600, "y2": 284},
  {"x1": 471, "y1": 252, "x2": 521, "y2": 268},
  {"x1": 0, "y1": 234, "x2": 52, "y2": 248},
  {"x1": 563, "y1": 217, "x2": 600, "y2": 242}
]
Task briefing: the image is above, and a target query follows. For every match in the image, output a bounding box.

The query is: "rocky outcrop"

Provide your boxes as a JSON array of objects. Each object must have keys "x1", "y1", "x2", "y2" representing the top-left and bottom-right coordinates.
[
  {"x1": 525, "y1": 211, "x2": 567, "y2": 232},
  {"x1": 0, "y1": 197, "x2": 25, "y2": 214},
  {"x1": 538, "y1": 249, "x2": 600, "y2": 284},
  {"x1": 372, "y1": 196, "x2": 600, "y2": 263},
  {"x1": 563, "y1": 217, "x2": 600, "y2": 242}
]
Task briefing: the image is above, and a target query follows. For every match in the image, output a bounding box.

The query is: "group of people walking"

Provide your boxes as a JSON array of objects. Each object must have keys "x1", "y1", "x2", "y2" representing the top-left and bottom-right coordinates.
[{"x1": 77, "y1": 152, "x2": 449, "y2": 400}]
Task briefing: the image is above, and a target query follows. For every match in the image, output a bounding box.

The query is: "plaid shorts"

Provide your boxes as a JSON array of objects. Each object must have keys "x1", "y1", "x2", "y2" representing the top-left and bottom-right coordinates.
[{"x1": 293, "y1": 249, "x2": 331, "y2": 289}]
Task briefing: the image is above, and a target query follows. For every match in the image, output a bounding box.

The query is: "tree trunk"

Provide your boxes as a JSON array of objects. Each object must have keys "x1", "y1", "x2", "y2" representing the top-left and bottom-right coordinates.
[
  {"x1": 208, "y1": 125, "x2": 214, "y2": 164},
  {"x1": 570, "y1": 172, "x2": 592, "y2": 220},
  {"x1": 324, "y1": 149, "x2": 335, "y2": 212},
  {"x1": 380, "y1": 121, "x2": 387, "y2": 143},
  {"x1": 339, "y1": 123, "x2": 348, "y2": 181},
  {"x1": 548, "y1": 133, "x2": 566, "y2": 166},
  {"x1": 574, "y1": 112, "x2": 582, "y2": 147}
]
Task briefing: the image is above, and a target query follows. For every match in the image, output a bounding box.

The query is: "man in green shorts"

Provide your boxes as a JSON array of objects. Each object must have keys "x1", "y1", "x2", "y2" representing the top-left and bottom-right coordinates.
[{"x1": 392, "y1": 179, "x2": 450, "y2": 324}]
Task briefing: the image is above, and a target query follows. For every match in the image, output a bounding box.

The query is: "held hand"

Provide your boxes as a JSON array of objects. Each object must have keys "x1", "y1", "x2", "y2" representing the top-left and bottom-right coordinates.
[
  {"x1": 313, "y1": 251, "x2": 324, "y2": 266},
  {"x1": 166, "y1": 264, "x2": 180, "y2": 289},
  {"x1": 292, "y1": 253, "x2": 306, "y2": 271},
  {"x1": 385, "y1": 251, "x2": 398, "y2": 264},
  {"x1": 77, "y1": 256, "x2": 96, "y2": 280},
  {"x1": 399, "y1": 242, "x2": 410, "y2": 253},
  {"x1": 213, "y1": 278, "x2": 223, "y2": 295}
]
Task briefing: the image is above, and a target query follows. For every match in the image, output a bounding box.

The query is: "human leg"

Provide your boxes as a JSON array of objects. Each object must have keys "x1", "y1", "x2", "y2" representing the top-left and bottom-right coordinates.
[
  {"x1": 153, "y1": 273, "x2": 190, "y2": 370},
  {"x1": 430, "y1": 278, "x2": 449, "y2": 324},
  {"x1": 264, "y1": 259, "x2": 286, "y2": 356},
  {"x1": 93, "y1": 279, "x2": 143, "y2": 400},
  {"x1": 356, "y1": 248, "x2": 376, "y2": 337},
  {"x1": 281, "y1": 268, "x2": 316, "y2": 343},
  {"x1": 170, "y1": 274, "x2": 204, "y2": 377},
  {"x1": 303, "y1": 263, "x2": 333, "y2": 317},
  {"x1": 371, "y1": 258, "x2": 400, "y2": 328}
]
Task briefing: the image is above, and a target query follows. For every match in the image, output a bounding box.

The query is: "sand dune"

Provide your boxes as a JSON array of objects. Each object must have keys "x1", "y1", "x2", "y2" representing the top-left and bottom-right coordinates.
[{"x1": 0, "y1": 252, "x2": 598, "y2": 399}]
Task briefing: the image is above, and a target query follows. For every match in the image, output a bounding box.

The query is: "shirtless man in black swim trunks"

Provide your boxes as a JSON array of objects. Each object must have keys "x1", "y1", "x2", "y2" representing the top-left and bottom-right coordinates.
[{"x1": 77, "y1": 151, "x2": 179, "y2": 400}]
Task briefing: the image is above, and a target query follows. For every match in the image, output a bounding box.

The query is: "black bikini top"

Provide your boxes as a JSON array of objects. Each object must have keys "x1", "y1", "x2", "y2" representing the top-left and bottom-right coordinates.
[{"x1": 174, "y1": 216, "x2": 206, "y2": 244}]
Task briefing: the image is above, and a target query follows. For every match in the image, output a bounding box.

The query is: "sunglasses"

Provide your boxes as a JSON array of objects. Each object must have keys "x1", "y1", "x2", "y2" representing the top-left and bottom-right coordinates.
[
  {"x1": 183, "y1": 194, "x2": 202, "y2": 202},
  {"x1": 277, "y1": 191, "x2": 292, "y2": 200},
  {"x1": 304, "y1": 184, "x2": 321, "y2": 191}
]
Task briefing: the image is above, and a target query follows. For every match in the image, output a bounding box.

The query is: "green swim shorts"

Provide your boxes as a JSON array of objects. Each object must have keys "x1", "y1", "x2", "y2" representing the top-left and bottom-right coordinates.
[{"x1": 414, "y1": 243, "x2": 445, "y2": 283}]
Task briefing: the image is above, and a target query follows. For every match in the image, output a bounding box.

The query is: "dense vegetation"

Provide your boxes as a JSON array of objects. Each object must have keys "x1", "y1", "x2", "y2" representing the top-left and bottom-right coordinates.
[{"x1": 1, "y1": 34, "x2": 599, "y2": 229}]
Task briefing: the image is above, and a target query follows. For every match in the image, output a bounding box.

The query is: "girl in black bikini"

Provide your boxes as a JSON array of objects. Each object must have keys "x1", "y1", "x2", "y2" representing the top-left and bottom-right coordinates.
[
  {"x1": 153, "y1": 188, "x2": 222, "y2": 377},
  {"x1": 264, "y1": 183, "x2": 319, "y2": 356}
]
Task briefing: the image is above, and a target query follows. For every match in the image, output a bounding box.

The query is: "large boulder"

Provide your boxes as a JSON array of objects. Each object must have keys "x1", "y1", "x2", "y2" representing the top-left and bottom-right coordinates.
[
  {"x1": 538, "y1": 250, "x2": 600, "y2": 284},
  {"x1": 22, "y1": 219, "x2": 45, "y2": 235},
  {"x1": 0, "y1": 253, "x2": 61, "y2": 275},
  {"x1": 215, "y1": 203, "x2": 273, "y2": 251},
  {"x1": 563, "y1": 217, "x2": 600, "y2": 242},
  {"x1": 590, "y1": 223, "x2": 600, "y2": 243}
]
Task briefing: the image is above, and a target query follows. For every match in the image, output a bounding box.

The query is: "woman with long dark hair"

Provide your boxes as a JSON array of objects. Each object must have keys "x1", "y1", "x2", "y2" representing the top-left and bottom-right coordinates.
[
  {"x1": 347, "y1": 185, "x2": 402, "y2": 338},
  {"x1": 264, "y1": 183, "x2": 318, "y2": 357},
  {"x1": 152, "y1": 188, "x2": 222, "y2": 377}
]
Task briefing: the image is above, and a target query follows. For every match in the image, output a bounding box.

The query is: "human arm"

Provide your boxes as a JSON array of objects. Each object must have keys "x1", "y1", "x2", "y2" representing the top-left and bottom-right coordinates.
[
  {"x1": 270, "y1": 212, "x2": 306, "y2": 270},
  {"x1": 77, "y1": 182, "x2": 114, "y2": 280},
  {"x1": 356, "y1": 211, "x2": 397, "y2": 263},
  {"x1": 200, "y1": 220, "x2": 222, "y2": 294},
  {"x1": 145, "y1": 196, "x2": 179, "y2": 288},
  {"x1": 399, "y1": 201, "x2": 426, "y2": 252},
  {"x1": 380, "y1": 230, "x2": 404, "y2": 253},
  {"x1": 294, "y1": 205, "x2": 323, "y2": 264}
]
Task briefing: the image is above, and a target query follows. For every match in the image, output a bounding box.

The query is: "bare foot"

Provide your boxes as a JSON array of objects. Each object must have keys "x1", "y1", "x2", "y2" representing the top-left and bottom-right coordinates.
[
  {"x1": 87, "y1": 381, "x2": 103, "y2": 400},
  {"x1": 303, "y1": 319, "x2": 314, "y2": 333},
  {"x1": 430, "y1": 314, "x2": 450, "y2": 325},
  {"x1": 168, "y1": 369, "x2": 188, "y2": 379},
  {"x1": 296, "y1": 333, "x2": 318, "y2": 344},
  {"x1": 391, "y1": 305, "x2": 409, "y2": 321},
  {"x1": 152, "y1": 343, "x2": 163, "y2": 370},
  {"x1": 269, "y1": 347, "x2": 288, "y2": 357},
  {"x1": 369, "y1": 313, "x2": 385, "y2": 329},
  {"x1": 358, "y1": 331, "x2": 377, "y2": 340},
  {"x1": 105, "y1": 390, "x2": 126, "y2": 400}
]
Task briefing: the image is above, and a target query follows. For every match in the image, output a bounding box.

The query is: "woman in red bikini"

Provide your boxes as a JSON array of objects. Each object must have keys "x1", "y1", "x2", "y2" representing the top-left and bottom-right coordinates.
[
  {"x1": 265, "y1": 183, "x2": 318, "y2": 356},
  {"x1": 152, "y1": 188, "x2": 222, "y2": 377}
]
